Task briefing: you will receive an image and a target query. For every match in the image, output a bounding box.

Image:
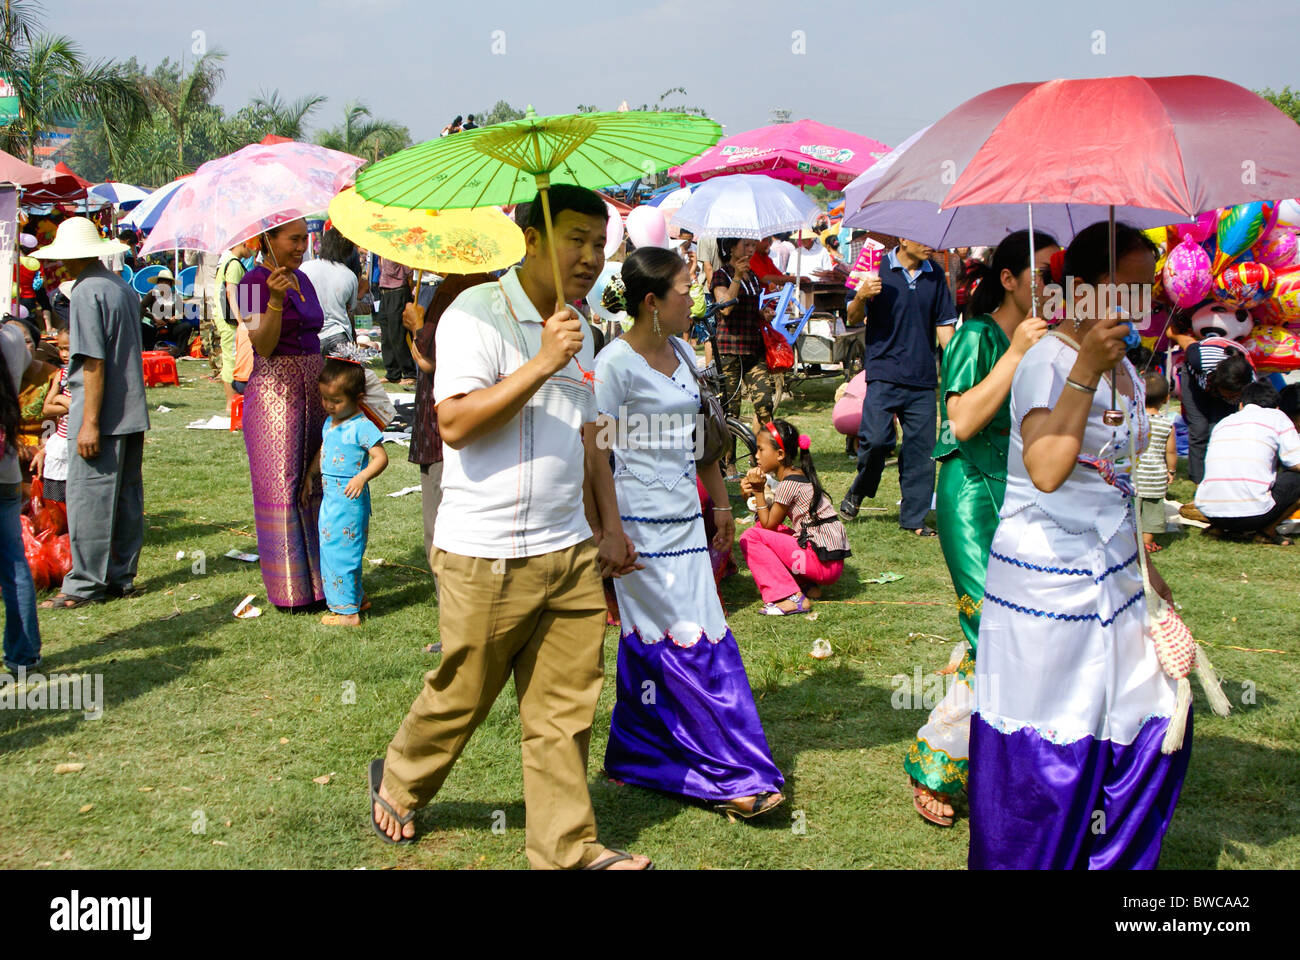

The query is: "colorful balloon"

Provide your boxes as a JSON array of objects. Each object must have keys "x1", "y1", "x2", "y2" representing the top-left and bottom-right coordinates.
[
  {"x1": 1169, "y1": 209, "x2": 1217, "y2": 245},
  {"x1": 1274, "y1": 198, "x2": 1300, "y2": 230},
  {"x1": 1256, "y1": 265, "x2": 1300, "y2": 324},
  {"x1": 1161, "y1": 238, "x2": 1213, "y2": 309},
  {"x1": 1253, "y1": 226, "x2": 1299, "y2": 270},
  {"x1": 1214, "y1": 201, "x2": 1277, "y2": 273},
  {"x1": 1211, "y1": 261, "x2": 1275, "y2": 309},
  {"x1": 1241, "y1": 324, "x2": 1300, "y2": 371},
  {"x1": 1190, "y1": 302, "x2": 1253, "y2": 341},
  {"x1": 624, "y1": 205, "x2": 668, "y2": 249}
]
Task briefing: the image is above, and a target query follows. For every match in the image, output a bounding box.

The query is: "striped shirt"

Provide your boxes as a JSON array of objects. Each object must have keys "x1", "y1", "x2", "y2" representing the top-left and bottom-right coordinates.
[
  {"x1": 773, "y1": 475, "x2": 851, "y2": 562},
  {"x1": 1185, "y1": 337, "x2": 1251, "y2": 391},
  {"x1": 1194, "y1": 405, "x2": 1300, "y2": 518},
  {"x1": 55, "y1": 365, "x2": 70, "y2": 439},
  {"x1": 1134, "y1": 412, "x2": 1174, "y2": 499}
]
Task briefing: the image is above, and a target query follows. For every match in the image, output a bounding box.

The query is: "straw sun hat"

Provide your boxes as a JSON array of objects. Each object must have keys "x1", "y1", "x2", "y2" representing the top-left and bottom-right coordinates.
[{"x1": 31, "y1": 216, "x2": 128, "y2": 261}]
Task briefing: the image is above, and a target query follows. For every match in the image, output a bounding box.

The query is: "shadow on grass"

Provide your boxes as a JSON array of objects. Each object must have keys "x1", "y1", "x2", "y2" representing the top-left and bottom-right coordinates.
[
  {"x1": 0, "y1": 596, "x2": 233, "y2": 753},
  {"x1": 1161, "y1": 731, "x2": 1300, "y2": 868}
]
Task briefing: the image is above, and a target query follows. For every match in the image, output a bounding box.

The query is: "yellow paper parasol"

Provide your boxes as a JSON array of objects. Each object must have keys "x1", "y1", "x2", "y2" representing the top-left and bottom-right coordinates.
[{"x1": 327, "y1": 188, "x2": 524, "y2": 275}]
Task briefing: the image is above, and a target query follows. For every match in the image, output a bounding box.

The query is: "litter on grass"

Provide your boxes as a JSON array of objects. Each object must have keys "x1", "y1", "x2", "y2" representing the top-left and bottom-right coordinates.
[
  {"x1": 864, "y1": 571, "x2": 903, "y2": 584},
  {"x1": 810, "y1": 639, "x2": 833, "y2": 660},
  {"x1": 233, "y1": 595, "x2": 262, "y2": 619},
  {"x1": 224, "y1": 549, "x2": 259, "y2": 563},
  {"x1": 386, "y1": 486, "x2": 421, "y2": 498},
  {"x1": 186, "y1": 416, "x2": 231, "y2": 430}
]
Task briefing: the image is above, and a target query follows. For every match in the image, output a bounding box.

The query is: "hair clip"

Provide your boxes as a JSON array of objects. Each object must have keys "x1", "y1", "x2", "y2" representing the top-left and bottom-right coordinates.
[{"x1": 797, "y1": 434, "x2": 811, "y2": 450}]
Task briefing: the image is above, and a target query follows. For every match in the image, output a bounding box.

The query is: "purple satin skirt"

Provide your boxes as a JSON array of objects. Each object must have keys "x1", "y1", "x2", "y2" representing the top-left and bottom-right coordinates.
[
  {"x1": 968, "y1": 711, "x2": 1191, "y2": 869},
  {"x1": 604, "y1": 627, "x2": 784, "y2": 802}
]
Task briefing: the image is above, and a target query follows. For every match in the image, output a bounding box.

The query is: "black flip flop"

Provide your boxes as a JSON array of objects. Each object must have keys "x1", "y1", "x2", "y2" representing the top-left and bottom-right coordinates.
[
  {"x1": 583, "y1": 848, "x2": 655, "y2": 870},
  {"x1": 368, "y1": 758, "x2": 415, "y2": 845}
]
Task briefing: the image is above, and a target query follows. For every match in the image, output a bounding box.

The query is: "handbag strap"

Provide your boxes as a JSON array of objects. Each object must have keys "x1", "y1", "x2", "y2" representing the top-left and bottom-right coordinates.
[
  {"x1": 668, "y1": 336, "x2": 705, "y2": 386},
  {"x1": 1124, "y1": 401, "x2": 1159, "y2": 603}
]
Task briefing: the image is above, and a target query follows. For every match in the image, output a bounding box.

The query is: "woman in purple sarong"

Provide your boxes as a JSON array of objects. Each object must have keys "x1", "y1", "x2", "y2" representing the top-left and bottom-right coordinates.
[
  {"x1": 237, "y1": 219, "x2": 327, "y2": 610},
  {"x1": 594, "y1": 248, "x2": 784, "y2": 822}
]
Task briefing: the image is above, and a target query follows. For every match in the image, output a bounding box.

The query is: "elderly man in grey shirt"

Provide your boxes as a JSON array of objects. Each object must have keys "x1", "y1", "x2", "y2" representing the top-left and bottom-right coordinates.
[{"x1": 33, "y1": 218, "x2": 150, "y2": 608}]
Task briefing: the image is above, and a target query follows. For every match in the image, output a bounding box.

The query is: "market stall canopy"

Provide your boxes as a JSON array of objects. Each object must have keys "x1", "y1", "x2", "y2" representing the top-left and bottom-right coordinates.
[
  {"x1": 671, "y1": 118, "x2": 890, "y2": 191},
  {"x1": 0, "y1": 149, "x2": 86, "y2": 201}
]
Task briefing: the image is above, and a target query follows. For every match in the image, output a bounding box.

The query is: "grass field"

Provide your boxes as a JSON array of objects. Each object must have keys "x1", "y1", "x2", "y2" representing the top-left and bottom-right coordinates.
[{"x1": 2, "y1": 358, "x2": 1297, "y2": 870}]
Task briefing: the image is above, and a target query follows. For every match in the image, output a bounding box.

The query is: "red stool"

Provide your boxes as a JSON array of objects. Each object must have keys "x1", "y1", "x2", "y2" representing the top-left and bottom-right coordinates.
[
  {"x1": 229, "y1": 395, "x2": 244, "y2": 431},
  {"x1": 140, "y1": 350, "x2": 179, "y2": 387}
]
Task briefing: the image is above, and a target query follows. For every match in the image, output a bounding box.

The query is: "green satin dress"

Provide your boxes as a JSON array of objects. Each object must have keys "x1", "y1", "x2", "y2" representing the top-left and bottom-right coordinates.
[{"x1": 903, "y1": 314, "x2": 1010, "y2": 795}]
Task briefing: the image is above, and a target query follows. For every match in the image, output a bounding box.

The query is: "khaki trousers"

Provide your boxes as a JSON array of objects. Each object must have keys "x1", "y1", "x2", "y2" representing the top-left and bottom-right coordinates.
[{"x1": 383, "y1": 538, "x2": 608, "y2": 869}]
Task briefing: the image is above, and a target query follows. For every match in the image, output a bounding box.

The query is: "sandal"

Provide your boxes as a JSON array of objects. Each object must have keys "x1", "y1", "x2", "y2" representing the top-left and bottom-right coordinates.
[
  {"x1": 911, "y1": 778, "x2": 955, "y2": 827},
  {"x1": 762, "y1": 593, "x2": 811, "y2": 616},
  {"x1": 368, "y1": 758, "x2": 415, "y2": 845},
  {"x1": 907, "y1": 525, "x2": 938, "y2": 537},
  {"x1": 1253, "y1": 532, "x2": 1294, "y2": 546},
  {"x1": 583, "y1": 848, "x2": 655, "y2": 870},
  {"x1": 320, "y1": 613, "x2": 361, "y2": 626},
  {"x1": 108, "y1": 584, "x2": 145, "y2": 598},
  {"x1": 1144, "y1": 541, "x2": 1163, "y2": 554},
  {"x1": 39, "y1": 593, "x2": 101, "y2": 610},
  {"x1": 715, "y1": 791, "x2": 785, "y2": 823},
  {"x1": 423, "y1": 642, "x2": 442, "y2": 654}
]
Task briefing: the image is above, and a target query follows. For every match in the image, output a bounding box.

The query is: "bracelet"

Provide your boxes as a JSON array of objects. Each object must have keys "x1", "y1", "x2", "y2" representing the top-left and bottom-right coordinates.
[
  {"x1": 1064, "y1": 378, "x2": 1097, "y2": 394},
  {"x1": 712, "y1": 506, "x2": 732, "y2": 513}
]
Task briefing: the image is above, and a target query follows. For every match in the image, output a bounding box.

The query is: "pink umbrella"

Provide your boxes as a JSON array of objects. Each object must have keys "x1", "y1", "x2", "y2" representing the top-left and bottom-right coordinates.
[
  {"x1": 671, "y1": 119, "x2": 890, "y2": 190},
  {"x1": 140, "y1": 141, "x2": 366, "y2": 256}
]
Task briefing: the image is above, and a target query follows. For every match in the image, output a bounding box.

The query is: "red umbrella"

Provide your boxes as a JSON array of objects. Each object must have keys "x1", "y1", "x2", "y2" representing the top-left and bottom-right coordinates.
[
  {"x1": 865, "y1": 75, "x2": 1300, "y2": 219},
  {"x1": 0, "y1": 149, "x2": 86, "y2": 200}
]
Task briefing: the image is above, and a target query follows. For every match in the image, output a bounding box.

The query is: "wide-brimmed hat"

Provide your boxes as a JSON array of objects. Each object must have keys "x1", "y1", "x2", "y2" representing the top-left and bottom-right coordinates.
[
  {"x1": 792, "y1": 228, "x2": 820, "y2": 241},
  {"x1": 148, "y1": 269, "x2": 175, "y2": 285},
  {"x1": 31, "y1": 216, "x2": 128, "y2": 261}
]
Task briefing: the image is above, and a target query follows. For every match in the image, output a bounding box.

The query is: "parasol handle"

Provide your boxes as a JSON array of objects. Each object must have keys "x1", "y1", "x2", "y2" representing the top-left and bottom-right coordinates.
[
  {"x1": 406, "y1": 268, "x2": 422, "y2": 352},
  {"x1": 535, "y1": 175, "x2": 569, "y2": 315},
  {"x1": 1103, "y1": 204, "x2": 1123, "y2": 426},
  {"x1": 1026, "y1": 203, "x2": 1038, "y2": 318}
]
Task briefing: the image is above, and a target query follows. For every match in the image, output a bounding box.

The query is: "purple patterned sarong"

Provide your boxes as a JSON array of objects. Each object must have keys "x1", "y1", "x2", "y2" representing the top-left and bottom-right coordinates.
[{"x1": 244, "y1": 352, "x2": 326, "y2": 608}]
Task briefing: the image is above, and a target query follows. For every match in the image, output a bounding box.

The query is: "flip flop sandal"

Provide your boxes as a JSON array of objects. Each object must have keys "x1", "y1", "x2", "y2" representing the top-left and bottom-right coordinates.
[
  {"x1": 108, "y1": 585, "x2": 145, "y2": 598},
  {"x1": 368, "y1": 758, "x2": 415, "y2": 845},
  {"x1": 908, "y1": 526, "x2": 938, "y2": 537},
  {"x1": 583, "y1": 848, "x2": 654, "y2": 870},
  {"x1": 911, "y1": 778, "x2": 954, "y2": 827},
  {"x1": 714, "y1": 791, "x2": 786, "y2": 823},
  {"x1": 1144, "y1": 541, "x2": 1163, "y2": 554},
  {"x1": 762, "y1": 594, "x2": 811, "y2": 616},
  {"x1": 39, "y1": 593, "x2": 100, "y2": 610},
  {"x1": 1253, "y1": 532, "x2": 1294, "y2": 546}
]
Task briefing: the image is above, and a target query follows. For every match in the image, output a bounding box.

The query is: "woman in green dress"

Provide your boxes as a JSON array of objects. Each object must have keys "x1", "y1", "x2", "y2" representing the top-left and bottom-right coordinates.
[{"x1": 905, "y1": 230, "x2": 1059, "y2": 826}]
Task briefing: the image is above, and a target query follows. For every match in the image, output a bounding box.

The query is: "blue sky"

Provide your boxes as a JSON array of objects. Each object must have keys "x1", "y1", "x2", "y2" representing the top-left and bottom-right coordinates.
[{"x1": 52, "y1": 0, "x2": 1300, "y2": 150}]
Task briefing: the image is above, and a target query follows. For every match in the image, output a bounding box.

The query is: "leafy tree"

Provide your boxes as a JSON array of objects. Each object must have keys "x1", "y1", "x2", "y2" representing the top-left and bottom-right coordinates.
[
  {"x1": 314, "y1": 100, "x2": 409, "y2": 160},
  {"x1": 143, "y1": 50, "x2": 227, "y2": 167},
  {"x1": 245, "y1": 88, "x2": 327, "y2": 142},
  {"x1": 0, "y1": 30, "x2": 147, "y2": 166},
  {"x1": 476, "y1": 100, "x2": 526, "y2": 127},
  {"x1": 633, "y1": 87, "x2": 707, "y2": 117},
  {"x1": 1258, "y1": 86, "x2": 1300, "y2": 125}
]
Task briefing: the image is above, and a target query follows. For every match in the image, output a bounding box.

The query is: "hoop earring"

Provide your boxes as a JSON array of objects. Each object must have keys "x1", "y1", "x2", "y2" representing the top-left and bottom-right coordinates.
[{"x1": 652, "y1": 306, "x2": 661, "y2": 337}]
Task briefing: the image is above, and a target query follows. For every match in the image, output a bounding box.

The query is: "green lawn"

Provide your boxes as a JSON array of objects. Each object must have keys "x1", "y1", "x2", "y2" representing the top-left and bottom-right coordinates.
[{"x1": 2, "y1": 361, "x2": 1297, "y2": 869}]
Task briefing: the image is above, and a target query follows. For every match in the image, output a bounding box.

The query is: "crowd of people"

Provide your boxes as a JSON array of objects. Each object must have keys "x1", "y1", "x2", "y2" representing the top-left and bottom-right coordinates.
[{"x1": 4, "y1": 164, "x2": 1293, "y2": 870}]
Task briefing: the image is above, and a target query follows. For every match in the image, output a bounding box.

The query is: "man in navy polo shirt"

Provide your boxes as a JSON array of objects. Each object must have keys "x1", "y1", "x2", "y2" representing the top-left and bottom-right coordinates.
[{"x1": 840, "y1": 238, "x2": 956, "y2": 535}]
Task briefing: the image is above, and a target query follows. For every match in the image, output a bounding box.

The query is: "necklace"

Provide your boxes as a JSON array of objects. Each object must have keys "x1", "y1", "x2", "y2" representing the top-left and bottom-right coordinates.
[{"x1": 497, "y1": 280, "x2": 598, "y2": 385}]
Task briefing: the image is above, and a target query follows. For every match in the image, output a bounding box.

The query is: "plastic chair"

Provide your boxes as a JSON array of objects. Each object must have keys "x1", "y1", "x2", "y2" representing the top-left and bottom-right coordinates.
[
  {"x1": 132, "y1": 264, "x2": 164, "y2": 295},
  {"x1": 120, "y1": 263, "x2": 134, "y2": 285},
  {"x1": 140, "y1": 350, "x2": 179, "y2": 387},
  {"x1": 177, "y1": 265, "x2": 198, "y2": 298}
]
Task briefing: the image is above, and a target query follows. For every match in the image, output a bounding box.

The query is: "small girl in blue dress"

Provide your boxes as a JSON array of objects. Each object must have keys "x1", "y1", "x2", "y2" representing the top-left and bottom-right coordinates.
[{"x1": 302, "y1": 353, "x2": 388, "y2": 626}]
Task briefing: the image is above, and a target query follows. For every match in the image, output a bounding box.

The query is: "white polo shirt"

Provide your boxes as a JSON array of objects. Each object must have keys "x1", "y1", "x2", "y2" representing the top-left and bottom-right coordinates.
[
  {"x1": 1195, "y1": 404, "x2": 1300, "y2": 518},
  {"x1": 433, "y1": 266, "x2": 598, "y2": 559}
]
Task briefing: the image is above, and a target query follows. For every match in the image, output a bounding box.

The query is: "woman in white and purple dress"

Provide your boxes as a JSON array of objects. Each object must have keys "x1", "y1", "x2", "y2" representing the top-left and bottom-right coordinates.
[
  {"x1": 594, "y1": 248, "x2": 784, "y2": 822},
  {"x1": 969, "y1": 223, "x2": 1190, "y2": 869}
]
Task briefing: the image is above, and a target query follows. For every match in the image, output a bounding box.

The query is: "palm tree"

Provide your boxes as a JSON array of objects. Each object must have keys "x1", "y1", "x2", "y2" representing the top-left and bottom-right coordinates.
[
  {"x1": 314, "y1": 100, "x2": 408, "y2": 161},
  {"x1": 249, "y1": 89, "x2": 327, "y2": 142},
  {"x1": 0, "y1": 32, "x2": 148, "y2": 166},
  {"x1": 144, "y1": 49, "x2": 226, "y2": 167}
]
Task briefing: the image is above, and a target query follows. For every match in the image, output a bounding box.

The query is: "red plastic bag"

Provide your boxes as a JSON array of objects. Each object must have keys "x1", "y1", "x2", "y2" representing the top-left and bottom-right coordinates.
[
  {"x1": 762, "y1": 324, "x2": 795, "y2": 371},
  {"x1": 43, "y1": 532, "x2": 71, "y2": 583},
  {"x1": 21, "y1": 515, "x2": 50, "y2": 592},
  {"x1": 38, "y1": 497, "x2": 66, "y2": 536}
]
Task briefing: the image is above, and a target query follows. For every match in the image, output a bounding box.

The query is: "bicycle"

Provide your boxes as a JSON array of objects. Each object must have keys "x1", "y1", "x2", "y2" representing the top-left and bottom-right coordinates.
[{"x1": 691, "y1": 297, "x2": 758, "y2": 479}]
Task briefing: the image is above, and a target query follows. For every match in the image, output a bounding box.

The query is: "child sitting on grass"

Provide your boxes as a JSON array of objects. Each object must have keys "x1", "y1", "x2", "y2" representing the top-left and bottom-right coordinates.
[
  {"x1": 1194, "y1": 381, "x2": 1300, "y2": 545},
  {"x1": 739, "y1": 419, "x2": 850, "y2": 614},
  {"x1": 303, "y1": 352, "x2": 388, "y2": 625},
  {"x1": 1134, "y1": 369, "x2": 1177, "y2": 553}
]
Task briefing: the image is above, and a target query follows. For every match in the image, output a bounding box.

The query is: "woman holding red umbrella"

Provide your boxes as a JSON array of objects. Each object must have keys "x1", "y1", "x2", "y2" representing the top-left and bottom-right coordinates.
[{"x1": 968, "y1": 223, "x2": 1190, "y2": 869}]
